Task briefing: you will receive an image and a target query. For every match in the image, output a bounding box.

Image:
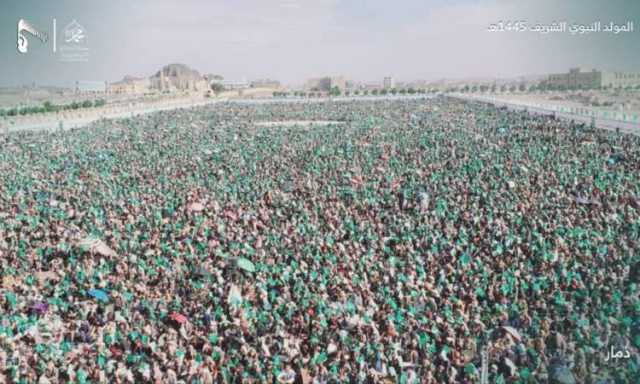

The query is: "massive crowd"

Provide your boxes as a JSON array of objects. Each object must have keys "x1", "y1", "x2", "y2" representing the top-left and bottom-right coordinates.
[{"x1": 1, "y1": 97, "x2": 639, "y2": 383}]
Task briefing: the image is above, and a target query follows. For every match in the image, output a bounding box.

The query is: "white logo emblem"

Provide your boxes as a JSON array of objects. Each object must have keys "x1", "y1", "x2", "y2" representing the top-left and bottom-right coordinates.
[
  {"x1": 64, "y1": 19, "x2": 85, "y2": 44},
  {"x1": 17, "y1": 19, "x2": 48, "y2": 54}
]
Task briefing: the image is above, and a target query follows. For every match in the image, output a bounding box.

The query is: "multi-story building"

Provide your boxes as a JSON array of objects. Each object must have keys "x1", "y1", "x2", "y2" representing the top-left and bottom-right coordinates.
[
  {"x1": 383, "y1": 77, "x2": 395, "y2": 89},
  {"x1": 305, "y1": 76, "x2": 346, "y2": 91},
  {"x1": 546, "y1": 68, "x2": 600, "y2": 89},
  {"x1": 545, "y1": 67, "x2": 640, "y2": 89},
  {"x1": 601, "y1": 71, "x2": 640, "y2": 88}
]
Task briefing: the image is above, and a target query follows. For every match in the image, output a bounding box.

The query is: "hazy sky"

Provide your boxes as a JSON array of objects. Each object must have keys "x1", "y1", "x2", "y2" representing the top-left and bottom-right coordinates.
[{"x1": 0, "y1": 0, "x2": 638, "y2": 87}]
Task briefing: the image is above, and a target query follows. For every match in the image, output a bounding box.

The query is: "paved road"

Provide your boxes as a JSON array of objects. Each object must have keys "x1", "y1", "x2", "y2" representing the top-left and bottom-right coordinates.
[
  {"x1": 451, "y1": 94, "x2": 640, "y2": 136},
  {"x1": 0, "y1": 97, "x2": 228, "y2": 133}
]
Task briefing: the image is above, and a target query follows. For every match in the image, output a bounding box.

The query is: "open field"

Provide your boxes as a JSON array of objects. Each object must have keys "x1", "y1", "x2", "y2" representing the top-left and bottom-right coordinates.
[
  {"x1": 1, "y1": 98, "x2": 639, "y2": 383},
  {"x1": 0, "y1": 94, "x2": 430, "y2": 134}
]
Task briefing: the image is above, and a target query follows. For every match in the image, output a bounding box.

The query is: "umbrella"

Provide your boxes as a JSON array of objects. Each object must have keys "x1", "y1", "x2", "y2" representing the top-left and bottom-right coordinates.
[
  {"x1": 169, "y1": 312, "x2": 188, "y2": 324},
  {"x1": 87, "y1": 289, "x2": 109, "y2": 302},
  {"x1": 32, "y1": 302, "x2": 49, "y2": 315},
  {"x1": 78, "y1": 237, "x2": 118, "y2": 258},
  {"x1": 236, "y1": 257, "x2": 256, "y2": 273}
]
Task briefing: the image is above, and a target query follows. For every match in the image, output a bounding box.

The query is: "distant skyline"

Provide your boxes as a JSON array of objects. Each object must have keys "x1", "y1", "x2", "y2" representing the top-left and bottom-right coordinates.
[{"x1": 0, "y1": 0, "x2": 639, "y2": 87}]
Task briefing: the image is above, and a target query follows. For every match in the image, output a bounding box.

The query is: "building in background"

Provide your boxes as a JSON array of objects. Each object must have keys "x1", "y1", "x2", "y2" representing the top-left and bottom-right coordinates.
[
  {"x1": 545, "y1": 68, "x2": 601, "y2": 89},
  {"x1": 304, "y1": 78, "x2": 321, "y2": 91},
  {"x1": 383, "y1": 76, "x2": 395, "y2": 89},
  {"x1": 250, "y1": 79, "x2": 280, "y2": 88},
  {"x1": 329, "y1": 76, "x2": 346, "y2": 91},
  {"x1": 219, "y1": 79, "x2": 249, "y2": 90},
  {"x1": 601, "y1": 71, "x2": 640, "y2": 88},
  {"x1": 107, "y1": 76, "x2": 149, "y2": 95},
  {"x1": 304, "y1": 76, "x2": 346, "y2": 91},
  {"x1": 76, "y1": 80, "x2": 107, "y2": 94},
  {"x1": 149, "y1": 63, "x2": 208, "y2": 92},
  {"x1": 544, "y1": 67, "x2": 640, "y2": 89}
]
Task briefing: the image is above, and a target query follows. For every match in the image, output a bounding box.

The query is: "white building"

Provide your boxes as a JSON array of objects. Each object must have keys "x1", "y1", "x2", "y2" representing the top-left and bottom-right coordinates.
[
  {"x1": 213, "y1": 79, "x2": 249, "y2": 90},
  {"x1": 601, "y1": 71, "x2": 640, "y2": 88}
]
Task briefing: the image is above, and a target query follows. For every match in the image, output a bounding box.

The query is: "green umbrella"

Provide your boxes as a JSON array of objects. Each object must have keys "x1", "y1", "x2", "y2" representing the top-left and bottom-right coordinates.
[{"x1": 237, "y1": 257, "x2": 256, "y2": 272}]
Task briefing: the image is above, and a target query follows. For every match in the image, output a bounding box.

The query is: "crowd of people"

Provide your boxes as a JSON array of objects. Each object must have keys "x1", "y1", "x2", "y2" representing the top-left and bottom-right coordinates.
[{"x1": 0, "y1": 97, "x2": 639, "y2": 383}]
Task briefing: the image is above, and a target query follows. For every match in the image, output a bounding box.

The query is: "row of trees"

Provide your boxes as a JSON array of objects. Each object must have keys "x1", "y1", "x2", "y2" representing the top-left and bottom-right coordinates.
[
  {"x1": 0, "y1": 99, "x2": 107, "y2": 117},
  {"x1": 275, "y1": 88, "x2": 438, "y2": 98},
  {"x1": 455, "y1": 83, "x2": 640, "y2": 94}
]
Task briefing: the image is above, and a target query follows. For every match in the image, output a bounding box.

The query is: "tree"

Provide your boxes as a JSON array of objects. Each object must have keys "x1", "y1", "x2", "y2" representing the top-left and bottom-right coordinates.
[
  {"x1": 471, "y1": 85, "x2": 478, "y2": 93},
  {"x1": 490, "y1": 84, "x2": 496, "y2": 93},
  {"x1": 399, "y1": 88, "x2": 407, "y2": 95},
  {"x1": 408, "y1": 88, "x2": 416, "y2": 94},
  {"x1": 354, "y1": 90, "x2": 360, "y2": 96},
  {"x1": 390, "y1": 88, "x2": 397, "y2": 95},
  {"x1": 363, "y1": 90, "x2": 369, "y2": 96},
  {"x1": 211, "y1": 83, "x2": 225, "y2": 95},
  {"x1": 479, "y1": 85, "x2": 489, "y2": 93},
  {"x1": 82, "y1": 100, "x2": 93, "y2": 108},
  {"x1": 381, "y1": 89, "x2": 388, "y2": 95},
  {"x1": 345, "y1": 90, "x2": 350, "y2": 96},
  {"x1": 329, "y1": 86, "x2": 341, "y2": 96},
  {"x1": 509, "y1": 85, "x2": 516, "y2": 92},
  {"x1": 518, "y1": 83, "x2": 526, "y2": 92},
  {"x1": 372, "y1": 89, "x2": 378, "y2": 95},
  {"x1": 500, "y1": 85, "x2": 507, "y2": 93}
]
